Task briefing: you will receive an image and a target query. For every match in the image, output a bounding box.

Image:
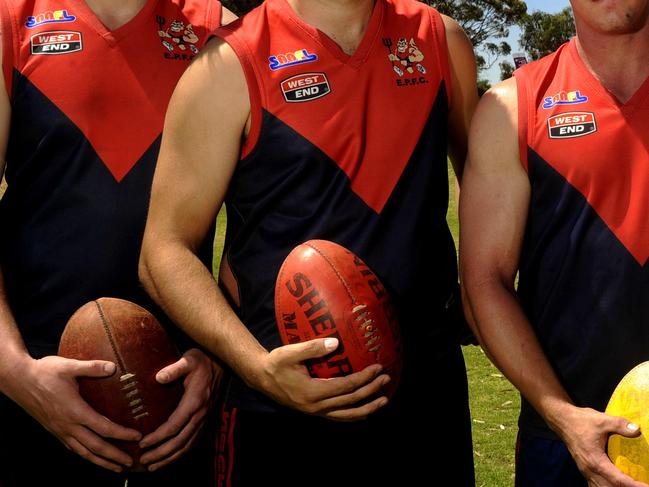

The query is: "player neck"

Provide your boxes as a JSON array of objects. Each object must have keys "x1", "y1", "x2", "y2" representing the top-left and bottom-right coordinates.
[
  {"x1": 286, "y1": 0, "x2": 376, "y2": 55},
  {"x1": 84, "y1": 0, "x2": 149, "y2": 30},
  {"x1": 575, "y1": 24, "x2": 649, "y2": 103}
]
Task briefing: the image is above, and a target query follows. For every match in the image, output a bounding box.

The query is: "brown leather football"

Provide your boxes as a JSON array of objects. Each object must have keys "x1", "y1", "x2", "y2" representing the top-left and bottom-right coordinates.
[
  {"x1": 275, "y1": 240, "x2": 402, "y2": 398},
  {"x1": 58, "y1": 297, "x2": 183, "y2": 472}
]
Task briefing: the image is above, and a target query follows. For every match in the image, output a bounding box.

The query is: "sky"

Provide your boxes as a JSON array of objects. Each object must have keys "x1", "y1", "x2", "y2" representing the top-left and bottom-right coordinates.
[{"x1": 482, "y1": 0, "x2": 572, "y2": 84}]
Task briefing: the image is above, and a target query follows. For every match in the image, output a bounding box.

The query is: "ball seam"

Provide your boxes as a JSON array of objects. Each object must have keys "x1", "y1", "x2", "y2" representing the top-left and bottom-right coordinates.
[
  {"x1": 306, "y1": 242, "x2": 357, "y2": 304},
  {"x1": 94, "y1": 300, "x2": 127, "y2": 374}
]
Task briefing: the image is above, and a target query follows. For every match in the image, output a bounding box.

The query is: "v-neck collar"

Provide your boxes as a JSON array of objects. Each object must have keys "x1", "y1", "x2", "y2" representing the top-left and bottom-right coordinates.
[
  {"x1": 276, "y1": 0, "x2": 385, "y2": 68},
  {"x1": 75, "y1": 0, "x2": 158, "y2": 46},
  {"x1": 568, "y1": 38, "x2": 649, "y2": 111}
]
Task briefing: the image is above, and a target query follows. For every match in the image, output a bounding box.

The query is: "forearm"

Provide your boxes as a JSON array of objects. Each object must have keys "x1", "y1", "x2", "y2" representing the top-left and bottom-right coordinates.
[
  {"x1": 139, "y1": 239, "x2": 268, "y2": 390},
  {"x1": 465, "y1": 277, "x2": 577, "y2": 436},
  {"x1": 0, "y1": 269, "x2": 33, "y2": 397}
]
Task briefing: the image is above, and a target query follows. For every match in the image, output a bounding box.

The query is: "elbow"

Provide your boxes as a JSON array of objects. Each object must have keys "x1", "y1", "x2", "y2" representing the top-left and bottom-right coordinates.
[
  {"x1": 459, "y1": 280, "x2": 482, "y2": 344},
  {"x1": 138, "y1": 240, "x2": 156, "y2": 296}
]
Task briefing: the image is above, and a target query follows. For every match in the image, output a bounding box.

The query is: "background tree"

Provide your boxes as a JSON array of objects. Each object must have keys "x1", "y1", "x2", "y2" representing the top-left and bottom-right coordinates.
[
  {"x1": 427, "y1": 0, "x2": 527, "y2": 74},
  {"x1": 499, "y1": 7, "x2": 574, "y2": 81},
  {"x1": 519, "y1": 7, "x2": 575, "y2": 60}
]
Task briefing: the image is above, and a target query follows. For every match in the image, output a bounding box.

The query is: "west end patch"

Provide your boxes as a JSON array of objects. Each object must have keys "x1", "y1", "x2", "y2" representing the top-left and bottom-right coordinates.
[
  {"x1": 548, "y1": 112, "x2": 597, "y2": 139},
  {"x1": 31, "y1": 31, "x2": 82, "y2": 55},
  {"x1": 281, "y1": 73, "x2": 330, "y2": 103}
]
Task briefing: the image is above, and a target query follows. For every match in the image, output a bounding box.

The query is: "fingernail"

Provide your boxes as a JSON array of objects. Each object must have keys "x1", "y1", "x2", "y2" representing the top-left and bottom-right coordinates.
[
  {"x1": 628, "y1": 422, "x2": 640, "y2": 432},
  {"x1": 148, "y1": 465, "x2": 158, "y2": 472},
  {"x1": 378, "y1": 398, "x2": 388, "y2": 408},
  {"x1": 324, "y1": 338, "x2": 338, "y2": 351},
  {"x1": 104, "y1": 363, "x2": 115, "y2": 374},
  {"x1": 157, "y1": 372, "x2": 169, "y2": 382},
  {"x1": 381, "y1": 375, "x2": 391, "y2": 386}
]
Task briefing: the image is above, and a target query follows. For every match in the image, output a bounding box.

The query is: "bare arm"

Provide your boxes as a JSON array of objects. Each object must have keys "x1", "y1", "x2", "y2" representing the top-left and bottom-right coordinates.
[
  {"x1": 442, "y1": 15, "x2": 477, "y2": 183},
  {"x1": 460, "y1": 78, "x2": 644, "y2": 487},
  {"x1": 140, "y1": 38, "x2": 388, "y2": 421}
]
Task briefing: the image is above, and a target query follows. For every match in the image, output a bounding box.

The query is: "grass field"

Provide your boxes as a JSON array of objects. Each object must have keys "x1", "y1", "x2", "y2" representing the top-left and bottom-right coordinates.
[{"x1": 448, "y1": 168, "x2": 519, "y2": 487}]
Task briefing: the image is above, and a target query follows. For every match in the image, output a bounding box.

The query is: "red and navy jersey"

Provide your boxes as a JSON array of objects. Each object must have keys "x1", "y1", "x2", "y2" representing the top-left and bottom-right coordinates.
[
  {"x1": 215, "y1": 0, "x2": 459, "y2": 408},
  {"x1": 0, "y1": 0, "x2": 222, "y2": 358},
  {"x1": 514, "y1": 39, "x2": 649, "y2": 437}
]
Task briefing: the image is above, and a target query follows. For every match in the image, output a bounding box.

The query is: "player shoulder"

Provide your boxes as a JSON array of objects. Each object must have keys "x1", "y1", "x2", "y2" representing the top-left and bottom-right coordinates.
[
  {"x1": 475, "y1": 77, "x2": 518, "y2": 127},
  {"x1": 441, "y1": 15, "x2": 475, "y2": 69},
  {"x1": 468, "y1": 77, "x2": 519, "y2": 161},
  {"x1": 179, "y1": 36, "x2": 246, "y2": 94},
  {"x1": 166, "y1": 35, "x2": 250, "y2": 132},
  {"x1": 441, "y1": 15, "x2": 472, "y2": 49}
]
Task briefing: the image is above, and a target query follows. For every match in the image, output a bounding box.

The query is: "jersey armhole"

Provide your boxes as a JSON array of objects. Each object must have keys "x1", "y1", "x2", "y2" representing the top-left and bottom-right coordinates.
[
  {"x1": 208, "y1": 0, "x2": 223, "y2": 30},
  {"x1": 0, "y1": 0, "x2": 17, "y2": 98},
  {"x1": 513, "y1": 71, "x2": 530, "y2": 172},
  {"x1": 213, "y1": 28, "x2": 264, "y2": 160},
  {"x1": 429, "y1": 8, "x2": 452, "y2": 109}
]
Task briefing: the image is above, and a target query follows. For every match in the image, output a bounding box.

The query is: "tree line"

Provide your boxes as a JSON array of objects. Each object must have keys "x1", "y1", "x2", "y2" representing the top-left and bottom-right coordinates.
[{"x1": 221, "y1": 0, "x2": 576, "y2": 93}]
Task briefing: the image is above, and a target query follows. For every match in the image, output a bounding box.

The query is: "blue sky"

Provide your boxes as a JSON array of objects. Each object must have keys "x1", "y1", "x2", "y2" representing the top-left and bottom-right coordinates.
[
  {"x1": 526, "y1": 0, "x2": 570, "y2": 12},
  {"x1": 482, "y1": 0, "x2": 572, "y2": 83}
]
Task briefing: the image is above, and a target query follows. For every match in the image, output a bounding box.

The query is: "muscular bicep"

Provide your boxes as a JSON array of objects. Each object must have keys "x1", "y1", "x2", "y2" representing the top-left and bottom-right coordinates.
[
  {"x1": 459, "y1": 78, "x2": 529, "y2": 292},
  {"x1": 144, "y1": 38, "x2": 249, "y2": 252},
  {"x1": 442, "y1": 15, "x2": 477, "y2": 183}
]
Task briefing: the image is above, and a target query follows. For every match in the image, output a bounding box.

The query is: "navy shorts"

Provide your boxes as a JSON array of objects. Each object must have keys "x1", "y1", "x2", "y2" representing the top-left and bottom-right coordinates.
[
  {"x1": 515, "y1": 432, "x2": 586, "y2": 487},
  {"x1": 0, "y1": 393, "x2": 217, "y2": 487},
  {"x1": 217, "y1": 344, "x2": 475, "y2": 487}
]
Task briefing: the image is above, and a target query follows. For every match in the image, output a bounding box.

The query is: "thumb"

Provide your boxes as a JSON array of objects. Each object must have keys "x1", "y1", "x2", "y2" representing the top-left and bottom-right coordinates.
[
  {"x1": 278, "y1": 337, "x2": 339, "y2": 363},
  {"x1": 67, "y1": 359, "x2": 117, "y2": 378},
  {"x1": 156, "y1": 358, "x2": 189, "y2": 384},
  {"x1": 609, "y1": 415, "x2": 641, "y2": 438}
]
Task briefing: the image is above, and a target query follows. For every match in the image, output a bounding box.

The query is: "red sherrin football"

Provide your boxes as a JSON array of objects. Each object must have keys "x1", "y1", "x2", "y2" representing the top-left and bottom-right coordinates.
[
  {"x1": 58, "y1": 297, "x2": 183, "y2": 472},
  {"x1": 275, "y1": 240, "x2": 402, "y2": 396}
]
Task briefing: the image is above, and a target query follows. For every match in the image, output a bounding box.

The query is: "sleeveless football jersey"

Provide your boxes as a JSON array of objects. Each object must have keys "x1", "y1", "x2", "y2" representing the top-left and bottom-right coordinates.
[
  {"x1": 515, "y1": 39, "x2": 649, "y2": 437},
  {"x1": 0, "y1": 0, "x2": 221, "y2": 358},
  {"x1": 214, "y1": 0, "x2": 459, "y2": 409}
]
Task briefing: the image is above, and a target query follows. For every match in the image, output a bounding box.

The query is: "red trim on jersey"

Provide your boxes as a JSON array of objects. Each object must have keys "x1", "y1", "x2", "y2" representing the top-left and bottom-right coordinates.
[
  {"x1": 429, "y1": 8, "x2": 451, "y2": 108},
  {"x1": 515, "y1": 38, "x2": 649, "y2": 265},
  {"x1": 214, "y1": 23, "x2": 264, "y2": 160},
  {"x1": 217, "y1": 0, "x2": 448, "y2": 214},
  {"x1": 7, "y1": 0, "x2": 220, "y2": 182},
  {"x1": 0, "y1": 0, "x2": 17, "y2": 97},
  {"x1": 208, "y1": 0, "x2": 222, "y2": 31},
  {"x1": 227, "y1": 407, "x2": 237, "y2": 487},
  {"x1": 513, "y1": 71, "x2": 530, "y2": 171}
]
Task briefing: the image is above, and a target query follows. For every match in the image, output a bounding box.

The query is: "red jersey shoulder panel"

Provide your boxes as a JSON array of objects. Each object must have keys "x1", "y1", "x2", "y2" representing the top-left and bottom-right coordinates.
[
  {"x1": 513, "y1": 42, "x2": 566, "y2": 171},
  {"x1": 1, "y1": 0, "x2": 222, "y2": 181},
  {"x1": 515, "y1": 38, "x2": 649, "y2": 264},
  {"x1": 214, "y1": 0, "x2": 449, "y2": 214}
]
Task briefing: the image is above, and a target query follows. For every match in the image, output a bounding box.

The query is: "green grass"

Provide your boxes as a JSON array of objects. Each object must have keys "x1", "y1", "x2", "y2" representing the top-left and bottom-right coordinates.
[
  {"x1": 448, "y1": 164, "x2": 519, "y2": 487},
  {"x1": 212, "y1": 166, "x2": 519, "y2": 486}
]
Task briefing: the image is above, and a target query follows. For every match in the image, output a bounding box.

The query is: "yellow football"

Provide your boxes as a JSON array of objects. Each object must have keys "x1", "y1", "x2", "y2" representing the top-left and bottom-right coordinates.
[{"x1": 606, "y1": 361, "x2": 649, "y2": 484}]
